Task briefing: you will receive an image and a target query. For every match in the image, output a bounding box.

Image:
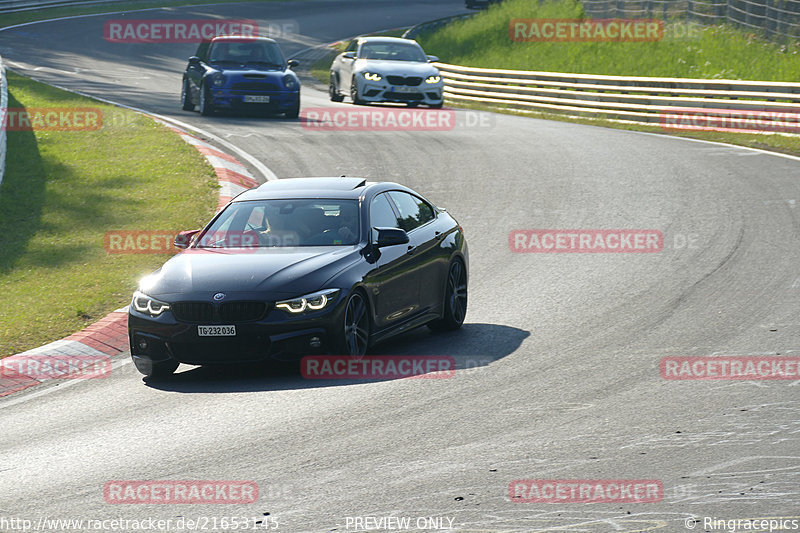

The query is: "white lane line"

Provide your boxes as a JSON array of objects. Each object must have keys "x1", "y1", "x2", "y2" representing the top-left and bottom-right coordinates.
[{"x1": 594, "y1": 124, "x2": 800, "y2": 164}]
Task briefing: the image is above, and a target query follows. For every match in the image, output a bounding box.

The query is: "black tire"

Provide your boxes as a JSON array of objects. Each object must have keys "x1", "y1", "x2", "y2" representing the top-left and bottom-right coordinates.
[
  {"x1": 350, "y1": 76, "x2": 364, "y2": 105},
  {"x1": 336, "y1": 291, "x2": 370, "y2": 356},
  {"x1": 199, "y1": 83, "x2": 214, "y2": 116},
  {"x1": 132, "y1": 356, "x2": 179, "y2": 379},
  {"x1": 428, "y1": 259, "x2": 467, "y2": 331},
  {"x1": 181, "y1": 79, "x2": 194, "y2": 111},
  {"x1": 285, "y1": 95, "x2": 300, "y2": 119},
  {"x1": 429, "y1": 101, "x2": 444, "y2": 109},
  {"x1": 329, "y1": 74, "x2": 344, "y2": 102},
  {"x1": 407, "y1": 102, "x2": 420, "y2": 108}
]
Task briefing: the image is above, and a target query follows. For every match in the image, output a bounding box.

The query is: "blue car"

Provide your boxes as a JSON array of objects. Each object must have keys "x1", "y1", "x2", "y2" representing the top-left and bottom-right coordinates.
[{"x1": 181, "y1": 35, "x2": 301, "y2": 118}]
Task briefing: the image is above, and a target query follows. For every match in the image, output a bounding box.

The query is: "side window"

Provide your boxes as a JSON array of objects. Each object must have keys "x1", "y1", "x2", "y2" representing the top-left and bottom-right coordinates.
[
  {"x1": 370, "y1": 194, "x2": 400, "y2": 229},
  {"x1": 345, "y1": 40, "x2": 358, "y2": 53},
  {"x1": 387, "y1": 192, "x2": 436, "y2": 233}
]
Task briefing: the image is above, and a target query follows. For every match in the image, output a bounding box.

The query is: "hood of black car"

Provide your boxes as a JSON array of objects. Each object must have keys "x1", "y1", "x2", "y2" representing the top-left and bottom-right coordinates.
[{"x1": 138, "y1": 247, "x2": 359, "y2": 301}]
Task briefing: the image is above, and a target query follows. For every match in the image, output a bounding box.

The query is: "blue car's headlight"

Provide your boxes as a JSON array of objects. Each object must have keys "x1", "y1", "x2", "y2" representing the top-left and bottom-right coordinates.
[
  {"x1": 363, "y1": 72, "x2": 382, "y2": 81},
  {"x1": 283, "y1": 74, "x2": 299, "y2": 90},
  {"x1": 425, "y1": 75, "x2": 441, "y2": 84},
  {"x1": 132, "y1": 291, "x2": 170, "y2": 317},
  {"x1": 276, "y1": 289, "x2": 340, "y2": 314},
  {"x1": 210, "y1": 72, "x2": 226, "y2": 87}
]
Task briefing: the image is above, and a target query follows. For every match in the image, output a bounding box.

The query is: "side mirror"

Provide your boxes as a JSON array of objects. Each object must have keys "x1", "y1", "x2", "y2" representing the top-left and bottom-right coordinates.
[
  {"x1": 427, "y1": 55, "x2": 439, "y2": 63},
  {"x1": 343, "y1": 51, "x2": 356, "y2": 60},
  {"x1": 374, "y1": 227, "x2": 409, "y2": 248},
  {"x1": 174, "y1": 229, "x2": 201, "y2": 249},
  {"x1": 188, "y1": 56, "x2": 201, "y2": 65},
  {"x1": 287, "y1": 59, "x2": 299, "y2": 68}
]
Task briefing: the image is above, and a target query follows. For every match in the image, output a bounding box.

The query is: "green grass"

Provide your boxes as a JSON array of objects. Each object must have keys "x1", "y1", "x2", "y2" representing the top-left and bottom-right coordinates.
[
  {"x1": 416, "y1": 0, "x2": 800, "y2": 81},
  {"x1": 0, "y1": 71, "x2": 218, "y2": 357},
  {"x1": 0, "y1": 0, "x2": 288, "y2": 29}
]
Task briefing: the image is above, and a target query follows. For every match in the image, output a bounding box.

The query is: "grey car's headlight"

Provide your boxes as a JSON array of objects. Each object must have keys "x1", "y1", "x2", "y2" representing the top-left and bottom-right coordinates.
[
  {"x1": 425, "y1": 75, "x2": 441, "y2": 84},
  {"x1": 132, "y1": 291, "x2": 170, "y2": 317},
  {"x1": 363, "y1": 72, "x2": 382, "y2": 81},
  {"x1": 210, "y1": 72, "x2": 226, "y2": 87},
  {"x1": 283, "y1": 74, "x2": 299, "y2": 89},
  {"x1": 276, "y1": 289, "x2": 340, "y2": 314}
]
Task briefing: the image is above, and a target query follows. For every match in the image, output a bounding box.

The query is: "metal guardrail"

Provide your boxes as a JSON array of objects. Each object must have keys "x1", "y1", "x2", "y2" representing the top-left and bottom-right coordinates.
[
  {"x1": 435, "y1": 62, "x2": 800, "y2": 132},
  {"x1": 0, "y1": 54, "x2": 7, "y2": 189}
]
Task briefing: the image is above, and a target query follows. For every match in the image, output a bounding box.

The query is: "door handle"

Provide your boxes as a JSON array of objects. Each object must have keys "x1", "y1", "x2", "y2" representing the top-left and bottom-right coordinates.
[{"x1": 407, "y1": 245, "x2": 416, "y2": 255}]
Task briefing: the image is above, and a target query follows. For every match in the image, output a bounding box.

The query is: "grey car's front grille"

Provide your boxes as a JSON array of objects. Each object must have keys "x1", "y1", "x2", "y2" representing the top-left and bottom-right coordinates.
[{"x1": 386, "y1": 76, "x2": 423, "y2": 86}]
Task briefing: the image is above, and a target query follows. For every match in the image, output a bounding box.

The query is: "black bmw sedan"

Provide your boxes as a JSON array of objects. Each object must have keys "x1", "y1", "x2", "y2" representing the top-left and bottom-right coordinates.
[{"x1": 128, "y1": 177, "x2": 468, "y2": 378}]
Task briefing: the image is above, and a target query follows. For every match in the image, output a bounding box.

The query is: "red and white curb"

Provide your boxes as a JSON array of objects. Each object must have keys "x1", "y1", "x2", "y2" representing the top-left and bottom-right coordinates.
[{"x1": 0, "y1": 121, "x2": 259, "y2": 398}]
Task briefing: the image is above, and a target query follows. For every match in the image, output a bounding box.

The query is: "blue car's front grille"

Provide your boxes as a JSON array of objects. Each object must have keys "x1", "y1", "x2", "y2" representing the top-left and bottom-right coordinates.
[{"x1": 231, "y1": 82, "x2": 281, "y2": 92}]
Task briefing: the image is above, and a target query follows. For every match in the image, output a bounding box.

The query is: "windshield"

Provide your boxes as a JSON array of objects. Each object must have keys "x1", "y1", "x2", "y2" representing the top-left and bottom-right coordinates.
[
  {"x1": 197, "y1": 199, "x2": 360, "y2": 248},
  {"x1": 359, "y1": 42, "x2": 428, "y2": 62},
  {"x1": 208, "y1": 41, "x2": 285, "y2": 66}
]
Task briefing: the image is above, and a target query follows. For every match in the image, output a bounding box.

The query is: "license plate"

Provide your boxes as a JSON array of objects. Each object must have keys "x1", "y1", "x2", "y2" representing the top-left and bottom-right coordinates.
[
  {"x1": 393, "y1": 87, "x2": 417, "y2": 94},
  {"x1": 244, "y1": 95, "x2": 270, "y2": 103},
  {"x1": 197, "y1": 325, "x2": 236, "y2": 337}
]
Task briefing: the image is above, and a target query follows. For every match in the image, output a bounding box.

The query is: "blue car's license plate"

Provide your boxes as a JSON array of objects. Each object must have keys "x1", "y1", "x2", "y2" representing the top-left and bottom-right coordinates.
[{"x1": 244, "y1": 95, "x2": 270, "y2": 103}]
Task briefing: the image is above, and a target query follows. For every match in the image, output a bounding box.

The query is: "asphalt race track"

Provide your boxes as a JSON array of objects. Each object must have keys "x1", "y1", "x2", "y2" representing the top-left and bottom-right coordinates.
[{"x1": 1, "y1": 1, "x2": 799, "y2": 531}]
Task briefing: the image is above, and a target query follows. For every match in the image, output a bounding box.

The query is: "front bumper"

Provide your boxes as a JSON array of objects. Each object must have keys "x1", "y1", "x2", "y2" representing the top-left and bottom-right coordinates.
[
  {"x1": 357, "y1": 81, "x2": 443, "y2": 105},
  {"x1": 128, "y1": 296, "x2": 345, "y2": 366},
  {"x1": 208, "y1": 89, "x2": 299, "y2": 112}
]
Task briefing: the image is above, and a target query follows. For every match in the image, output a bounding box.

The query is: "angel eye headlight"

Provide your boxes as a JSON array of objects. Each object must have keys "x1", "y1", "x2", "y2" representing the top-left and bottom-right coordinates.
[
  {"x1": 276, "y1": 289, "x2": 340, "y2": 314},
  {"x1": 132, "y1": 291, "x2": 171, "y2": 317},
  {"x1": 363, "y1": 72, "x2": 382, "y2": 81},
  {"x1": 425, "y1": 75, "x2": 441, "y2": 84}
]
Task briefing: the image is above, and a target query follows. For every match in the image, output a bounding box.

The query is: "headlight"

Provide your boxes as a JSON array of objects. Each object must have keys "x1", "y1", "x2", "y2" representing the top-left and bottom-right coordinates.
[
  {"x1": 275, "y1": 289, "x2": 340, "y2": 314},
  {"x1": 363, "y1": 72, "x2": 382, "y2": 81},
  {"x1": 283, "y1": 74, "x2": 298, "y2": 89},
  {"x1": 131, "y1": 291, "x2": 170, "y2": 317},
  {"x1": 425, "y1": 75, "x2": 441, "y2": 84},
  {"x1": 210, "y1": 72, "x2": 226, "y2": 87}
]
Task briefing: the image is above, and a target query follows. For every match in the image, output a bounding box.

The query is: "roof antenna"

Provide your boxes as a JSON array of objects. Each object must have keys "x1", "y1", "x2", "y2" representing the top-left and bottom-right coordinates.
[{"x1": 340, "y1": 174, "x2": 347, "y2": 177}]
